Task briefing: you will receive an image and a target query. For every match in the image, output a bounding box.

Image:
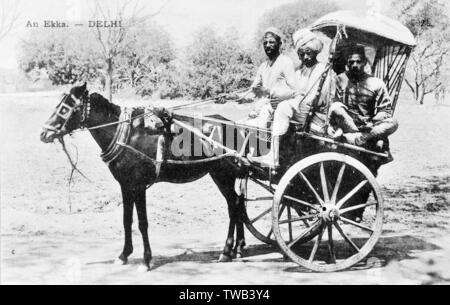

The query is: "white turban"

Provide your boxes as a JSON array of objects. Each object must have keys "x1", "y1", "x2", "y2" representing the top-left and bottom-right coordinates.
[
  {"x1": 264, "y1": 27, "x2": 283, "y2": 41},
  {"x1": 293, "y1": 28, "x2": 324, "y2": 53}
]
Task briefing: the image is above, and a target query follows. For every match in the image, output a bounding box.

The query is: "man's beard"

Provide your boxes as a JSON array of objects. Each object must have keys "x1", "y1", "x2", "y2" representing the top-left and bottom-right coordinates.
[
  {"x1": 349, "y1": 68, "x2": 365, "y2": 79},
  {"x1": 265, "y1": 47, "x2": 279, "y2": 59},
  {"x1": 303, "y1": 59, "x2": 316, "y2": 68}
]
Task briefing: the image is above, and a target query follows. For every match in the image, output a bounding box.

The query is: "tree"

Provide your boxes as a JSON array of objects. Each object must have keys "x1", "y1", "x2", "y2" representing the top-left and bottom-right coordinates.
[
  {"x1": 18, "y1": 28, "x2": 103, "y2": 85},
  {"x1": 255, "y1": 0, "x2": 338, "y2": 55},
  {"x1": 115, "y1": 24, "x2": 175, "y2": 92},
  {"x1": 392, "y1": 0, "x2": 450, "y2": 104},
  {"x1": 91, "y1": 0, "x2": 168, "y2": 101},
  {"x1": 180, "y1": 26, "x2": 255, "y2": 99},
  {"x1": 0, "y1": 0, "x2": 20, "y2": 41}
]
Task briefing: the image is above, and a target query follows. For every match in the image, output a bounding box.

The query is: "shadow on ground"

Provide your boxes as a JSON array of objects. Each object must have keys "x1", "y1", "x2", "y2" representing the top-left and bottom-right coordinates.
[{"x1": 84, "y1": 235, "x2": 440, "y2": 274}]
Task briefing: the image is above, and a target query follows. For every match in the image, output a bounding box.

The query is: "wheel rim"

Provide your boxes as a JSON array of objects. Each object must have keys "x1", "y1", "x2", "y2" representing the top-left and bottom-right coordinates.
[
  {"x1": 243, "y1": 178, "x2": 277, "y2": 245},
  {"x1": 272, "y1": 153, "x2": 384, "y2": 272}
]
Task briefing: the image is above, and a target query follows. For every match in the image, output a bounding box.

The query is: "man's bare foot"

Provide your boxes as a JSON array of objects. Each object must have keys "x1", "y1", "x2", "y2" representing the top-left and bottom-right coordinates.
[
  {"x1": 343, "y1": 132, "x2": 361, "y2": 145},
  {"x1": 332, "y1": 128, "x2": 344, "y2": 140}
]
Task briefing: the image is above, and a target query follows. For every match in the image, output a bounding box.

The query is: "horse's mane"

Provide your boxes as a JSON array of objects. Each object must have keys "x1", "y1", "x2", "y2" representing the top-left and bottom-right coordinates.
[{"x1": 89, "y1": 93, "x2": 122, "y2": 117}]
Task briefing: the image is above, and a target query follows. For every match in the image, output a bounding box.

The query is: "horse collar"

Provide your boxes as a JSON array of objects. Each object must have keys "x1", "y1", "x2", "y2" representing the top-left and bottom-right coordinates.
[{"x1": 100, "y1": 107, "x2": 133, "y2": 164}]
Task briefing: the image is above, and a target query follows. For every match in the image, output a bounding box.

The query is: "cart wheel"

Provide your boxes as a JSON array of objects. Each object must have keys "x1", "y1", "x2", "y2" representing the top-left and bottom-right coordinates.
[
  {"x1": 243, "y1": 178, "x2": 277, "y2": 245},
  {"x1": 272, "y1": 152, "x2": 384, "y2": 272}
]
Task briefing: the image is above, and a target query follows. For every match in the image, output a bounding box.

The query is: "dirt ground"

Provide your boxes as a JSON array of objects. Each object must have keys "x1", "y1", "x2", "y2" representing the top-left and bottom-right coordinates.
[{"x1": 1, "y1": 91, "x2": 449, "y2": 285}]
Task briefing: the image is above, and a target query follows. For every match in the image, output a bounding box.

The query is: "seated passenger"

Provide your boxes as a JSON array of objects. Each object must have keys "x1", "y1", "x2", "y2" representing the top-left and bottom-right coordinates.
[
  {"x1": 329, "y1": 45, "x2": 399, "y2": 146},
  {"x1": 235, "y1": 27, "x2": 298, "y2": 129},
  {"x1": 248, "y1": 29, "x2": 332, "y2": 168}
]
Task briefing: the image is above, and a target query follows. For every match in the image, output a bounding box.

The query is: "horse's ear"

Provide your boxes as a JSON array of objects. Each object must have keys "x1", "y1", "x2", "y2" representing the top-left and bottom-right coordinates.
[{"x1": 81, "y1": 82, "x2": 87, "y2": 92}]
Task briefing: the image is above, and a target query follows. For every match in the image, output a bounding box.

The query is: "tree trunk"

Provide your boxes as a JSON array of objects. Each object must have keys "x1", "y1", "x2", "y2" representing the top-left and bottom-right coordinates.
[
  {"x1": 105, "y1": 57, "x2": 113, "y2": 102},
  {"x1": 418, "y1": 84, "x2": 425, "y2": 105}
]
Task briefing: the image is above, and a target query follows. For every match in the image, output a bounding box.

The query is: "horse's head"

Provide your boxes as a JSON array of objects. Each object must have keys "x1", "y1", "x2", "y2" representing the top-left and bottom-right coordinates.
[{"x1": 40, "y1": 83, "x2": 90, "y2": 143}]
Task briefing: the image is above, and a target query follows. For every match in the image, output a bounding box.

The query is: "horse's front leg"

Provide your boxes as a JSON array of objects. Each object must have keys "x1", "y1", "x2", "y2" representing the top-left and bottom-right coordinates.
[
  {"x1": 117, "y1": 184, "x2": 134, "y2": 264},
  {"x1": 134, "y1": 185, "x2": 152, "y2": 271}
]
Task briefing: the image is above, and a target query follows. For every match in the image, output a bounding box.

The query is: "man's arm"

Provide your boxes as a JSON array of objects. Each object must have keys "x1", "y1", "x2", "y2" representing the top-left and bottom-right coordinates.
[
  {"x1": 236, "y1": 64, "x2": 264, "y2": 103},
  {"x1": 372, "y1": 81, "x2": 393, "y2": 122},
  {"x1": 331, "y1": 74, "x2": 344, "y2": 104}
]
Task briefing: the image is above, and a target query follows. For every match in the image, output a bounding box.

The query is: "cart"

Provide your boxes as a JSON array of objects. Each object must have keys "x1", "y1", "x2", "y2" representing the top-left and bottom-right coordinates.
[{"x1": 173, "y1": 10, "x2": 416, "y2": 272}]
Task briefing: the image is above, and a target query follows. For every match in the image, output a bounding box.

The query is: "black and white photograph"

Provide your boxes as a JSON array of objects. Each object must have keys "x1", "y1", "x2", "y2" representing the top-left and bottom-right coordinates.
[{"x1": 0, "y1": 0, "x2": 449, "y2": 287}]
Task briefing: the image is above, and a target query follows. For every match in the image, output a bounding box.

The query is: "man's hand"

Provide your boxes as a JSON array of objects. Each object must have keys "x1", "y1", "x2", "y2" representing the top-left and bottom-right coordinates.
[
  {"x1": 214, "y1": 92, "x2": 240, "y2": 104},
  {"x1": 248, "y1": 110, "x2": 259, "y2": 119},
  {"x1": 372, "y1": 112, "x2": 390, "y2": 122},
  {"x1": 359, "y1": 122, "x2": 374, "y2": 132},
  {"x1": 237, "y1": 96, "x2": 255, "y2": 104},
  {"x1": 252, "y1": 86, "x2": 270, "y2": 98}
]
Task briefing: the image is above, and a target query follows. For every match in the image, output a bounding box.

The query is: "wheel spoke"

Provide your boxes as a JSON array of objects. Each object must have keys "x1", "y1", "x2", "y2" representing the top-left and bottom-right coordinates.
[
  {"x1": 309, "y1": 224, "x2": 324, "y2": 263},
  {"x1": 340, "y1": 202, "x2": 377, "y2": 215},
  {"x1": 278, "y1": 214, "x2": 318, "y2": 225},
  {"x1": 331, "y1": 164, "x2": 346, "y2": 204},
  {"x1": 247, "y1": 196, "x2": 273, "y2": 202},
  {"x1": 287, "y1": 220, "x2": 321, "y2": 249},
  {"x1": 334, "y1": 222, "x2": 360, "y2": 252},
  {"x1": 292, "y1": 206, "x2": 312, "y2": 227},
  {"x1": 327, "y1": 223, "x2": 336, "y2": 264},
  {"x1": 340, "y1": 217, "x2": 374, "y2": 233},
  {"x1": 250, "y1": 207, "x2": 272, "y2": 224},
  {"x1": 299, "y1": 172, "x2": 325, "y2": 206},
  {"x1": 287, "y1": 207, "x2": 293, "y2": 242},
  {"x1": 336, "y1": 180, "x2": 368, "y2": 209},
  {"x1": 265, "y1": 204, "x2": 286, "y2": 240},
  {"x1": 284, "y1": 195, "x2": 320, "y2": 212},
  {"x1": 320, "y1": 162, "x2": 330, "y2": 203}
]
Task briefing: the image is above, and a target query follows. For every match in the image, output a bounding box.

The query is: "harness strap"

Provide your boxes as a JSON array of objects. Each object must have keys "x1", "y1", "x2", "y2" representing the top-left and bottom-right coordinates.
[
  {"x1": 100, "y1": 108, "x2": 132, "y2": 164},
  {"x1": 155, "y1": 135, "x2": 166, "y2": 180},
  {"x1": 100, "y1": 108, "x2": 235, "y2": 169}
]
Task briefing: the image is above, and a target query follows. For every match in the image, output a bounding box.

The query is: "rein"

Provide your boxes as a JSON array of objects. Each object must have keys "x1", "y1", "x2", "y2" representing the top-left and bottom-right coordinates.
[
  {"x1": 68, "y1": 98, "x2": 217, "y2": 134},
  {"x1": 50, "y1": 90, "x2": 251, "y2": 172}
]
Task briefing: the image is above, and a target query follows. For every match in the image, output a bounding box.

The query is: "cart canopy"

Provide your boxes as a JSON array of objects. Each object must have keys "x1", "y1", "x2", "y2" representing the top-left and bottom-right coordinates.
[{"x1": 311, "y1": 10, "x2": 416, "y2": 48}]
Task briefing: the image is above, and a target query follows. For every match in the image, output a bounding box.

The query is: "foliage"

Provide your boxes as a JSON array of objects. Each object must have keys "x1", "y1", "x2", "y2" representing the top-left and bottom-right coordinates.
[
  {"x1": 115, "y1": 24, "x2": 175, "y2": 93},
  {"x1": 145, "y1": 26, "x2": 256, "y2": 100},
  {"x1": 18, "y1": 29, "x2": 103, "y2": 86},
  {"x1": 392, "y1": 0, "x2": 450, "y2": 104},
  {"x1": 18, "y1": 23, "x2": 175, "y2": 92},
  {"x1": 255, "y1": 0, "x2": 338, "y2": 54}
]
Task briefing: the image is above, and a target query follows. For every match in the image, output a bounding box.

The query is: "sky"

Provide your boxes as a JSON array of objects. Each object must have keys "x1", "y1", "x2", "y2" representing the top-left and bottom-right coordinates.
[{"x1": 0, "y1": 0, "x2": 379, "y2": 69}]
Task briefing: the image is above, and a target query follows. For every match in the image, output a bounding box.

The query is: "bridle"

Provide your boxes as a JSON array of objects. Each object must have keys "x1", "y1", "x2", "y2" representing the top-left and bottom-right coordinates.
[{"x1": 43, "y1": 92, "x2": 90, "y2": 135}]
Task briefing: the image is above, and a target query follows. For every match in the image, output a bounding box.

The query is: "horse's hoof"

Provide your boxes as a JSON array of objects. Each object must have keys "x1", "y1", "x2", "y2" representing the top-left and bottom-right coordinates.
[
  {"x1": 115, "y1": 258, "x2": 128, "y2": 265},
  {"x1": 235, "y1": 253, "x2": 243, "y2": 259},
  {"x1": 218, "y1": 254, "x2": 233, "y2": 263}
]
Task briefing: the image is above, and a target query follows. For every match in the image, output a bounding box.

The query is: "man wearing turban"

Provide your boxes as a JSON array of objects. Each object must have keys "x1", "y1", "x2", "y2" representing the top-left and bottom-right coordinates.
[
  {"x1": 249, "y1": 28, "x2": 332, "y2": 168},
  {"x1": 233, "y1": 27, "x2": 298, "y2": 129}
]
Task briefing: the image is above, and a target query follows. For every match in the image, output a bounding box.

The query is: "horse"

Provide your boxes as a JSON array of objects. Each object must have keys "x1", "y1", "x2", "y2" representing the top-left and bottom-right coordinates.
[{"x1": 40, "y1": 83, "x2": 249, "y2": 271}]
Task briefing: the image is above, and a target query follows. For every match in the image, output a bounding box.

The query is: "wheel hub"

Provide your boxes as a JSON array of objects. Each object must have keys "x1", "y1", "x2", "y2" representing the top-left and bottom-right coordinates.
[{"x1": 321, "y1": 204, "x2": 340, "y2": 223}]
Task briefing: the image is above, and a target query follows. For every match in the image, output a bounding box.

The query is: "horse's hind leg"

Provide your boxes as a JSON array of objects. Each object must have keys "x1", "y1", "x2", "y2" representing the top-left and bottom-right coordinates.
[
  {"x1": 118, "y1": 184, "x2": 134, "y2": 264},
  {"x1": 134, "y1": 185, "x2": 152, "y2": 271},
  {"x1": 210, "y1": 172, "x2": 239, "y2": 262},
  {"x1": 220, "y1": 202, "x2": 236, "y2": 262},
  {"x1": 233, "y1": 195, "x2": 246, "y2": 259}
]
